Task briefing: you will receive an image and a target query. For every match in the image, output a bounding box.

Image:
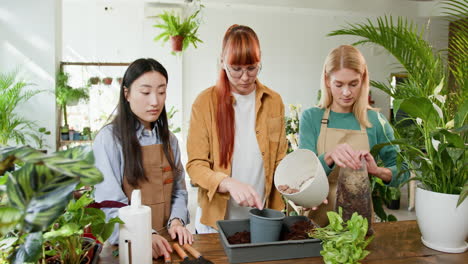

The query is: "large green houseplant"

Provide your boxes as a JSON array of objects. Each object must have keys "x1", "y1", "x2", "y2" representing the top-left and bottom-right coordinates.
[
  {"x1": 0, "y1": 145, "x2": 119, "y2": 263},
  {"x1": 328, "y1": 0, "x2": 467, "y2": 252},
  {"x1": 0, "y1": 71, "x2": 43, "y2": 146},
  {"x1": 153, "y1": 1, "x2": 203, "y2": 53}
]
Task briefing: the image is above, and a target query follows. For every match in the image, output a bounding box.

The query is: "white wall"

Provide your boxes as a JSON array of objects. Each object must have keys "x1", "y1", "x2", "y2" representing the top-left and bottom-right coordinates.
[
  {"x1": 0, "y1": 0, "x2": 61, "y2": 151},
  {"x1": 62, "y1": 0, "x2": 183, "y2": 136},
  {"x1": 59, "y1": 0, "x2": 448, "y2": 143},
  {"x1": 181, "y1": 1, "x2": 448, "y2": 133}
]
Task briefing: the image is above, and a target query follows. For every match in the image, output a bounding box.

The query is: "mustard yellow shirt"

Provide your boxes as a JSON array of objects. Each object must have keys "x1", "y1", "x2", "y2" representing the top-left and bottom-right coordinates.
[{"x1": 186, "y1": 81, "x2": 287, "y2": 229}]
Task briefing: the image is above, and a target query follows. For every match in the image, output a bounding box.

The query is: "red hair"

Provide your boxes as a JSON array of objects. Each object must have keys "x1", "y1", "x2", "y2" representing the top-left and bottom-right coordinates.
[{"x1": 216, "y1": 25, "x2": 261, "y2": 168}]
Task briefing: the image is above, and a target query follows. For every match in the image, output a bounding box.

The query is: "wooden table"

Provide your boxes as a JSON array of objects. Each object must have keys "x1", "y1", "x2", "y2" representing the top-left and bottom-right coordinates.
[{"x1": 99, "y1": 220, "x2": 468, "y2": 263}]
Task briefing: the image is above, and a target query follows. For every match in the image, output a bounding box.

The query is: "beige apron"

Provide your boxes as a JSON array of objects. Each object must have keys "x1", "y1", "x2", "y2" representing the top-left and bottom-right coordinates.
[
  {"x1": 308, "y1": 108, "x2": 370, "y2": 227},
  {"x1": 123, "y1": 144, "x2": 174, "y2": 230}
]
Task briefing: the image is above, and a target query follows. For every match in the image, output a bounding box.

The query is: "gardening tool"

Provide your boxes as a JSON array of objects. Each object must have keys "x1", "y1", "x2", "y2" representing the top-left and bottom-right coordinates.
[
  {"x1": 164, "y1": 254, "x2": 172, "y2": 264},
  {"x1": 173, "y1": 243, "x2": 197, "y2": 264},
  {"x1": 183, "y1": 244, "x2": 214, "y2": 264}
]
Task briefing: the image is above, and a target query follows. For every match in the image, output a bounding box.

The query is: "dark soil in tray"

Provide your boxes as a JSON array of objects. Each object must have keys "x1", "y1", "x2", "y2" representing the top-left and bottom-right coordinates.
[
  {"x1": 281, "y1": 220, "x2": 315, "y2": 240},
  {"x1": 227, "y1": 231, "x2": 251, "y2": 244},
  {"x1": 227, "y1": 220, "x2": 315, "y2": 244}
]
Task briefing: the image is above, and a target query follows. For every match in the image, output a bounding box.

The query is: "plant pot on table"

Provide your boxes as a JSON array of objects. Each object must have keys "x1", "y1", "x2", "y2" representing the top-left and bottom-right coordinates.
[{"x1": 249, "y1": 208, "x2": 285, "y2": 243}]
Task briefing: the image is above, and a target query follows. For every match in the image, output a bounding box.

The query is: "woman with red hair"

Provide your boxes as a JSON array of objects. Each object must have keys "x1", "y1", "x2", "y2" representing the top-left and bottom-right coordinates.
[{"x1": 186, "y1": 25, "x2": 287, "y2": 233}]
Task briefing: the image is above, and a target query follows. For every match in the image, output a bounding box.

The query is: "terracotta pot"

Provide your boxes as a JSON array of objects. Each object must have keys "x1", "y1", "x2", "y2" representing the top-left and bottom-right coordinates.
[
  {"x1": 102, "y1": 77, "x2": 113, "y2": 85},
  {"x1": 170, "y1": 35, "x2": 184, "y2": 52}
]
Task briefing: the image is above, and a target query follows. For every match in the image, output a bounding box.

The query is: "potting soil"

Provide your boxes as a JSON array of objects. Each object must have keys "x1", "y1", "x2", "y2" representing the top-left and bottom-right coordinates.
[{"x1": 335, "y1": 163, "x2": 374, "y2": 236}]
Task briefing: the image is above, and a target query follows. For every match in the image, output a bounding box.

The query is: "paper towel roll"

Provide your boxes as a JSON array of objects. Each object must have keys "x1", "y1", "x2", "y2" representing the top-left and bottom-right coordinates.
[{"x1": 118, "y1": 190, "x2": 152, "y2": 264}]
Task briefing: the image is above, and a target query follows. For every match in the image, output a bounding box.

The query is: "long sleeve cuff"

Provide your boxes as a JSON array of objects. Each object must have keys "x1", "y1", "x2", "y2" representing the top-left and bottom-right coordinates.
[
  {"x1": 207, "y1": 171, "x2": 229, "y2": 201},
  {"x1": 319, "y1": 153, "x2": 334, "y2": 175},
  {"x1": 385, "y1": 165, "x2": 400, "y2": 187}
]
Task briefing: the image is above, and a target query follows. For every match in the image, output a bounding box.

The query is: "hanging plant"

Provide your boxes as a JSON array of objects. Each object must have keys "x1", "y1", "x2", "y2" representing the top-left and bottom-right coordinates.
[
  {"x1": 88, "y1": 76, "x2": 100, "y2": 85},
  {"x1": 102, "y1": 77, "x2": 113, "y2": 85},
  {"x1": 153, "y1": 0, "x2": 204, "y2": 54},
  {"x1": 56, "y1": 71, "x2": 90, "y2": 128}
]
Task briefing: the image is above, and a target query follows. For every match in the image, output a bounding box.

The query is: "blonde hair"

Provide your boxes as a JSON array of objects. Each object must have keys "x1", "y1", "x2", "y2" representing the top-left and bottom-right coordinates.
[{"x1": 318, "y1": 45, "x2": 373, "y2": 128}]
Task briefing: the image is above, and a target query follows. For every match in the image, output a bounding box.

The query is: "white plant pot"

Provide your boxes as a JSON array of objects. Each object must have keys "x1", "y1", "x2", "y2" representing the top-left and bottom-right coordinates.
[{"x1": 415, "y1": 186, "x2": 468, "y2": 253}]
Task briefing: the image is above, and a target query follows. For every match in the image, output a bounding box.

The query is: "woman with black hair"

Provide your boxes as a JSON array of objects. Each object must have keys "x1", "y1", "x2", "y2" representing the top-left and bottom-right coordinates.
[{"x1": 93, "y1": 58, "x2": 192, "y2": 260}]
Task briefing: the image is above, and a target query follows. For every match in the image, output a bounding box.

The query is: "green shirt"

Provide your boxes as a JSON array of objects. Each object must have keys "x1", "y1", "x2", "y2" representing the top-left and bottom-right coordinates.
[{"x1": 299, "y1": 107, "x2": 408, "y2": 187}]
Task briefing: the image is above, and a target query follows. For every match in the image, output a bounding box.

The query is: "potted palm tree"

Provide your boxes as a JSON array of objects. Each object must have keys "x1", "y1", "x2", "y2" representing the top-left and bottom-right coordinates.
[
  {"x1": 56, "y1": 71, "x2": 90, "y2": 140},
  {"x1": 329, "y1": 0, "x2": 467, "y2": 253},
  {"x1": 0, "y1": 71, "x2": 43, "y2": 146},
  {"x1": 153, "y1": 1, "x2": 203, "y2": 53}
]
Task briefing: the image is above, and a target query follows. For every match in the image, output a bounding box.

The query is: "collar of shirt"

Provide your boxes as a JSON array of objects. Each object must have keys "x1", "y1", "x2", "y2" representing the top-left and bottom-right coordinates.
[{"x1": 135, "y1": 122, "x2": 160, "y2": 143}]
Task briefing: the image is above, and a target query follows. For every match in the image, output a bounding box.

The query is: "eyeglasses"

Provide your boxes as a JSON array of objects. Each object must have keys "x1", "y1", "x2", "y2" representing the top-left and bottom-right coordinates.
[{"x1": 224, "y1": 63, "x2": 262, "y2": 78}]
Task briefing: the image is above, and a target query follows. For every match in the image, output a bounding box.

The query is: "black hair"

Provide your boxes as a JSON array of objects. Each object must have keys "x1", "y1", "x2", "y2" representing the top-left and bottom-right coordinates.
[{"x1": 112, "y1": 58, "x2": 176, "y2": 187}]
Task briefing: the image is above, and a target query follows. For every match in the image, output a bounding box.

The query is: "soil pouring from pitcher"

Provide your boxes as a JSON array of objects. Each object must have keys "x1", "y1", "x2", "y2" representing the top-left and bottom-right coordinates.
[{"x1": 183, "y1": 244, "x2": 214, "y2": 264}]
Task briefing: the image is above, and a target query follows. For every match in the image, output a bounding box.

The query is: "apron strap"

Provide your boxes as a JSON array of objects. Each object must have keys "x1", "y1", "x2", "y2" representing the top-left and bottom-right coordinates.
[{"x1": 318, "y1": 108, "x2": 331, "y2": 154}]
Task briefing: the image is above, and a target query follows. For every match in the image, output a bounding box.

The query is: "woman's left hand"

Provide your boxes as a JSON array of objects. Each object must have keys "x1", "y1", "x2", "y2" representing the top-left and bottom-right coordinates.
[
  {"x1": 168, "y1": 219, "x2": 194, "y2": 245},
  {"x1": 359, "y1": 151, "x2": 379, "y2": 175},
  {"x1": 359, "y1": 151, "x2": 392, "y2": 183}
]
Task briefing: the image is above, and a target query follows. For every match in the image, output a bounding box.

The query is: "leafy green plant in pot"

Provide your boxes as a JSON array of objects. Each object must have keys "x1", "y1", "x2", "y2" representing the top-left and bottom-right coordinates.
[
  {"x1": 88, "y1": 77, "x2": 100, "y2": 86},
  {"x1": 0, "y1": 70, "x2": 43, "y2": 146},
  {"x1": 328, "y1": 0, "x2": 467, "y2": 253},
  {"x1": 43, "y1": 189, "x2": 122, "y2": 264},
  {"x1": 28, "y1": 127, "x2": 52, "y2": 154},
  {"x1": 56, "y1": 71, "x2": 90, "y2": 139},
  {"x1": 153, "y1": 1, "x2": 203, "y2": 53},
  {"x1": 0, "y1": 145, "x2": 105, "y2": 263}
]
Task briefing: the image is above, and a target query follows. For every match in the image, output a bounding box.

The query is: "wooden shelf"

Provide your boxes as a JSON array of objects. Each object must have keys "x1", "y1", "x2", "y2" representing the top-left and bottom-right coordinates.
[{"x1": 59, "y1": 140, "x2": 93, "y2": 149}]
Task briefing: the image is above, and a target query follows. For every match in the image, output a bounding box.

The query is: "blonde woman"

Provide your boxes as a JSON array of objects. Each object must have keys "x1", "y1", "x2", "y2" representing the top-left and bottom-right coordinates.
[{"x1": 299, "y1": 45, "x2": 408, "y2": 226}]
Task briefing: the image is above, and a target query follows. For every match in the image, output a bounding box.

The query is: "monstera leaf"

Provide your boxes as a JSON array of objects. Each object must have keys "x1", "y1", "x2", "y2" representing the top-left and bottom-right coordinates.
[{"x1": 0, "y1": 145, "x2": 103, "y2": 263}]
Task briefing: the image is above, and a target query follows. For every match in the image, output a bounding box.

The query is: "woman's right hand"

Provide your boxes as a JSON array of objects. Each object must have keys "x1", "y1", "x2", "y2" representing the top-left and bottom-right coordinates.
[
  {"x1": 218, "y1": 178, "x2": 263, "y2": 209},
  {"x1": 151, "y1": 234, "x2": 172, "y2": 260},
  {"x1": 324, "y1": 143, "x2": 360, "y2": 170}
]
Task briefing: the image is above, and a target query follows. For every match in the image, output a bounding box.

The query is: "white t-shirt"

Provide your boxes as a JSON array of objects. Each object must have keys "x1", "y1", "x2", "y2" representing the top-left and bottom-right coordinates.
[{"x1": 226, "y1": 90, "x2": 265, "y2": 219}]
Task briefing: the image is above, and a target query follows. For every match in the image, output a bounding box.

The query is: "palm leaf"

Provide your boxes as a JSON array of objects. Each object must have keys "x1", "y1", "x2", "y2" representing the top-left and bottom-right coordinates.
[
  {"x1": 328, "y1": 16, "x2": 444, "y2": 99},
  {"x1": 0, "y1": 71, "x2": 43, "y2": 145}
]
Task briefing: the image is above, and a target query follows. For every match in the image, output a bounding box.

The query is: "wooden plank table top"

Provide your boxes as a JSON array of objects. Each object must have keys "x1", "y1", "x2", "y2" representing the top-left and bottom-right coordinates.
[{"x1": 99, "y1": 220, "x2": 468, "y2": 263}]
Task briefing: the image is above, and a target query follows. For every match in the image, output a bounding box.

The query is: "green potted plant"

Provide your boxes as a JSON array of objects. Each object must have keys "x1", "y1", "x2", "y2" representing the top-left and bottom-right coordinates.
[
  {"x1": 0, "y1": 70, "x2": 43, "y2": 146},
  {"x1": 153, "y1": 1, "x2": 203, "y2": 53},
  {"x1": 29, "y1": 127, "x2": 51, "y2": 153},
  {"x1": 88, "y1": 77, "x2": 100, "y2": 85},
  {"x1": 329, "y1": 0, "x2": 467, "y2": 253},
  {"x1": 43, "y1": 189, "x2": 122, "y2": 264},
  {"x1": 82, "y1": 127, "x2": 92, "y2": 141},
  {"x1": 167, "y1": 106, "x2": 181, "y2": 134},
  {"x1": 0, "y1": 145, "x2": 117, "y2": 263},
  {"x1": 56, "y1": 71, "x2": 90, "y2": 140}
]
